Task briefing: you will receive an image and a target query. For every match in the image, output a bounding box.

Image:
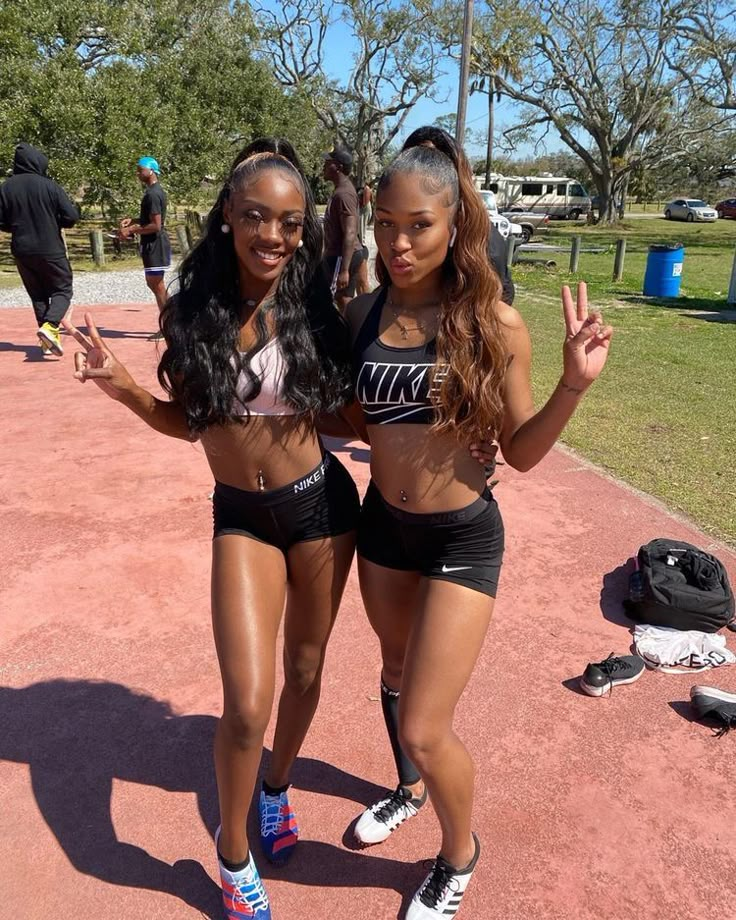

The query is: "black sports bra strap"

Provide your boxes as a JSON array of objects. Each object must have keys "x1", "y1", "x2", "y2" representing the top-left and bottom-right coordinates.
[{"x1": 352, "y1": 287, "x2": 388, "y2": 358}]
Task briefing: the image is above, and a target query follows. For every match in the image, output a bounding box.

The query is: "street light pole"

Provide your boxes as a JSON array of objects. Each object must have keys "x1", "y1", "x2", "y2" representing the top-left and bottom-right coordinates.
[{"x1": 455, "y1": 0, "x2": 475, "y2": 143}]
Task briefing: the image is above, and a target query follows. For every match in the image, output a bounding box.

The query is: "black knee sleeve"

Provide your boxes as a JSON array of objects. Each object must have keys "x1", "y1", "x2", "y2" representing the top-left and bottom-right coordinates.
[{"x1": 380, "y1": 678, "x2": 420, "y2": 787}]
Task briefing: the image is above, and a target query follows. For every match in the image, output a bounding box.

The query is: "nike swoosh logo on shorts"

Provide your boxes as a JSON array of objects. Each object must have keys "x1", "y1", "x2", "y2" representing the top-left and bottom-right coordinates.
[{"x1": 441, "y1": 564, "x2": 472, "y2": 573}]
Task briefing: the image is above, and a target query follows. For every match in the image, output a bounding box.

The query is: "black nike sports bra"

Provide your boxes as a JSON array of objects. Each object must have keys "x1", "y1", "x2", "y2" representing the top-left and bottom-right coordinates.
[{"x1": 352, "y1": 288, "x2": 445, "y2": 425}]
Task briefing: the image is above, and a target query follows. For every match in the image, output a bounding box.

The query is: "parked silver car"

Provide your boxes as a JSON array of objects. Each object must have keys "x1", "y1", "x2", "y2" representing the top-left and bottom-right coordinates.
[{"x1": 664, "y1": 199, "x2": 719, "y2": 222}]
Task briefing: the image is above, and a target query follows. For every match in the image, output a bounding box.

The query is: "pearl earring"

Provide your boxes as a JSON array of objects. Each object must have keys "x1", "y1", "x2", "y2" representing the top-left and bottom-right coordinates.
[
  {"x1": 297, "y1": 239, "x2": 304, "y2": 248},
  {"x1": 221, "y1": 223, "x2": 230, "y2": 234}
]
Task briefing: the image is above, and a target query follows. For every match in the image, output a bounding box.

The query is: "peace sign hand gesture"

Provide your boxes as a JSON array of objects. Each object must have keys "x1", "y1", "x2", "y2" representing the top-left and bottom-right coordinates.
[
  {"x1": 561, "y1": 282, "x2": 613, "y2": 392},
  {"x1": 63, "y1": 313, "x2": 137, "y2": 401}
]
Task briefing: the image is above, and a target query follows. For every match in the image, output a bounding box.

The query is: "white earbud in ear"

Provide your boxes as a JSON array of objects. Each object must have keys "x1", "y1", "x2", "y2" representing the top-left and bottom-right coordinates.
[
  {"x1": 221, "y1": 223, "x2": 231, "y2": 234},
  {"x1": 449, "y1": 226, "x2": 457, "y2": 248}
]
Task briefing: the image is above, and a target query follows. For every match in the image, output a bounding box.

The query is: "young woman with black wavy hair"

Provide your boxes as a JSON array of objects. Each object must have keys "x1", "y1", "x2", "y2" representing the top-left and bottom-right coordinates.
[
  {"x1": 344, "y1": 138, "x2": 612, "y2": 919},
  {"x1": 65, "y1": 138, "x2": 360, "y2": 920}
]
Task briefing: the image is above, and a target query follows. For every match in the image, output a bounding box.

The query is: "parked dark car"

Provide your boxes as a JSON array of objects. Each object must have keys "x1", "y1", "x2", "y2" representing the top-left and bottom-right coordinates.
[{"x1": 715, "y1": 198, "x2": 736, "y2": 219}]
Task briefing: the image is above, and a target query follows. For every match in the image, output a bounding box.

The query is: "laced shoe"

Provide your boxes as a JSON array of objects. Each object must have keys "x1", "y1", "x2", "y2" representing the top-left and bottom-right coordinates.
[
  {"x1": 258, "y1": 787, "x2": 298, "y2": 864},
  {"x1": 580, "y1": 653, "x2": 645, "y2": 697},
  {"x1": 406, "y1": 833, "x2": 481, "y2": 919},
  {"x1": 690, "y1": 685, "x2": 736, "y2": 737},
  {"x1": 37, "y1": 322, "x2": 63, "y2": 356},
  {"x1": 215, "y1": 827, "x2": 272, "y2": 919},
  {"x1": 354, "y1": 783, "x2": 427, "y2": 845}
]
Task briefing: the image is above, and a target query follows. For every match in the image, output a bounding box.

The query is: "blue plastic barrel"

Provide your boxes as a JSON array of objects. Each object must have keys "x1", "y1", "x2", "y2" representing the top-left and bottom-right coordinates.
[{"x1": 643, "y1": 243, "x2": 685, "y2": 297}]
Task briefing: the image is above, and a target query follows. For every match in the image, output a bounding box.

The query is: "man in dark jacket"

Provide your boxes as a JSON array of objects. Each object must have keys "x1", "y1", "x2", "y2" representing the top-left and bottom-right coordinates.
[{"x1": 0, "y1": 143, "x2": 79, "y2": 356}]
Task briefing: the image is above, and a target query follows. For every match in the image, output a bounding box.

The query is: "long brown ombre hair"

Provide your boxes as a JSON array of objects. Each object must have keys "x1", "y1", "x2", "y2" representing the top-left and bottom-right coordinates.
[{"x1": 375, "y1": 135, "x2": 509, "y2": 445}]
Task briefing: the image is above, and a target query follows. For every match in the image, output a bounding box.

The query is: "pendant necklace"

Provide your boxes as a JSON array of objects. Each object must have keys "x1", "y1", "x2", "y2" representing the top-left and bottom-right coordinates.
[{"x1": 387, "y1": 293, "x2": 440, "y2": 340}]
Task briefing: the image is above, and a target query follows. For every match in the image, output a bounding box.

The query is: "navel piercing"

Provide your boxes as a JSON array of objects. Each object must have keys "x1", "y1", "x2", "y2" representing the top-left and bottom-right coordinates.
[
  {"x1": 257, "y1": 470, "x2": 265, "y2": 492},
  {"x1": 400, "y1": 489, "x2": 408, "y2": 503}
]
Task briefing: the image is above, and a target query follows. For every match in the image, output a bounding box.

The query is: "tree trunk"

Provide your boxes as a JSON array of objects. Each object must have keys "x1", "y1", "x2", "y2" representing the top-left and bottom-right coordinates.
[
  {"x1": 483, "y1": 75, "x2": 496, "y2": 190},
  {"x1": 596, "y1": 173, "x2": 617, "y2": 224}
]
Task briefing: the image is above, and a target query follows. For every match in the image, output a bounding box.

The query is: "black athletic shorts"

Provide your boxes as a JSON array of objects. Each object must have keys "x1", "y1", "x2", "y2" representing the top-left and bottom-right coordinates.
[
  {"x1": 140, "y1": 233, "x2": 172, "y2": 275},
  {"x1": 357, "y1": 481, "x2": 505, "y2": 597},
  {"x1": 213, "y1": 452, "x2": 360, "y2": 551}
]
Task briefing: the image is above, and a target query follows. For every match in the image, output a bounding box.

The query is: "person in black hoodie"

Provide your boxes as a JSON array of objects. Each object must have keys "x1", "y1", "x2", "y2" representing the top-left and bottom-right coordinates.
[{"x1": 0, "y1": 143, "x2": 79, "y2": 356}]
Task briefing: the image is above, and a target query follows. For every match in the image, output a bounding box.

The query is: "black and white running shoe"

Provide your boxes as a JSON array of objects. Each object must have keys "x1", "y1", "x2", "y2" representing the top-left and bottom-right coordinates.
[
  {"x1": 406, "y1": 834, "x2": 480, "y2": 919},
  {"x1": 354, "y1": 784, "x2": 427, "y2": 845},
  {"x1": 690, "y1": 685, "x2": 736, "y2": 737},
  {"x1": 579, "y1": 654, "x2": 645, "y2": 697}
]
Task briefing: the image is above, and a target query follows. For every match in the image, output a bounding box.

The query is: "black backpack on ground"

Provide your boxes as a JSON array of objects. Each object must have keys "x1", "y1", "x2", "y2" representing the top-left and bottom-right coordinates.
[{"x1": 625, "y1": 539, "x2": 735, "y2": 633}]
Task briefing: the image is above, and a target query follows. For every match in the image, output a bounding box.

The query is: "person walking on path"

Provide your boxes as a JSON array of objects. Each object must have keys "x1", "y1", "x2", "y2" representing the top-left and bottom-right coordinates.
[
  {"x1": 321, "y1": 145, "x2": 366, "y2": 311},
  {"x1": 344, "y1": 140, "x2": 613, "y2": 919},
  {"x1": 117, "y1": 156, "x2": 172, "y2": 337},
  {"x1": 66, "y1": 139, "x2": 361, "y2": 920},
  {"x1": 359, "y1": 181, "x2": 373, "y2": 242},
  {"x1": 0, "y1": 143, "x2": 78, "y2": 356}
]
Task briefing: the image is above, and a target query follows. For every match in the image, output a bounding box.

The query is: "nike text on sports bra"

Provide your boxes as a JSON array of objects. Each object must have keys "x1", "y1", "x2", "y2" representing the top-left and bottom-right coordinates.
[
  {"x1": 353, "y1": 287, "x2": 446, "y2": 425},
  {"x1": 231, "y1": 337, "x2": 298, "y2": 417}
]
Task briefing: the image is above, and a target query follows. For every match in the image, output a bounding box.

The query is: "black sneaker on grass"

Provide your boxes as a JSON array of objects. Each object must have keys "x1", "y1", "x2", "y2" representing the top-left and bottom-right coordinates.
[
  {"x1": 580, "y1": 654, "x2": 645, "y2": 697},
  {"x1": 690, "y1": 686, "x2": 736, "y2": 737}
]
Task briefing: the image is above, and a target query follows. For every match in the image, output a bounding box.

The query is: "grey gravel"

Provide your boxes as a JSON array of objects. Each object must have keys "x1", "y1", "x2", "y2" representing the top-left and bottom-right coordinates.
[{"x1": 0, "y1": 267, "x2": 178, "y2": 309}]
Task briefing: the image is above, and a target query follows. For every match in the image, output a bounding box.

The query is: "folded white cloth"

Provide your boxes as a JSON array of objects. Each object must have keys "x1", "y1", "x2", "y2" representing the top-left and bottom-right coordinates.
[{"x1": 634, "y1": 624, "x2": 736, "y2": 673}]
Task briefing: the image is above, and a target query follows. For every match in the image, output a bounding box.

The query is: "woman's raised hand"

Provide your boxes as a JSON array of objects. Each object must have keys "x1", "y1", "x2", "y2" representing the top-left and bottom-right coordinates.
[
  {"x1": 63, "y1": 313, "x2": 137, "y2": 401},
  {"x1": 560, "y1": 282, "x2": 613, "y2": 392}
]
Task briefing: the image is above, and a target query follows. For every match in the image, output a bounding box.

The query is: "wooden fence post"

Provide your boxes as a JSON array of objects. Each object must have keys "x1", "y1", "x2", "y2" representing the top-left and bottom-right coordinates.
[
  {"x1": 728, "y1": 246, "x2": 736, "y2": 305},
  {"x1": 613, "y1": 238, "x2": 626, "y2": 281},
  {"x1": 569, "y1": 236, "x2": 581, "y2": 273},
  {"x1": 506, "y1": 235, "x2": 516, "y2": 271},
  {"x1": 176, "y1": 225, "x2": 190, "y2": 256},
  {"x1": 89, "y1": 230, "x2": 105, "y2": 267}
]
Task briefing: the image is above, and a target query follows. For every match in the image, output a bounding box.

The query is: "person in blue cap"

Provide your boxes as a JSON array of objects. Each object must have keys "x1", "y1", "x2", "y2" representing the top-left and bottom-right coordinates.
[{"x1": 118, "y1": 156, "x2": 171, "y2": 337}]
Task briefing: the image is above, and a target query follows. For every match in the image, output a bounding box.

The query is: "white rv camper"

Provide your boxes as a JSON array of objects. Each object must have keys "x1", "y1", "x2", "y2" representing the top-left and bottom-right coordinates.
[{"x1": 477, "y1": 174, "x2": 591, "y2": 219}]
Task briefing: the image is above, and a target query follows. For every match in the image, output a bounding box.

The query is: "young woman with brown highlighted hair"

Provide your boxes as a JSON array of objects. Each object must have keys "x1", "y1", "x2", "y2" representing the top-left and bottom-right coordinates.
[{"x1": 344, "y1": 137, "x2": 612, "y2": 919}]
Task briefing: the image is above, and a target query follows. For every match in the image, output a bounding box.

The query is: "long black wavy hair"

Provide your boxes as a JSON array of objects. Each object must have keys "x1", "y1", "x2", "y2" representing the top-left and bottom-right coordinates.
[{"x1": 158, "y1": 137, "x2": 352, "y2": 433}]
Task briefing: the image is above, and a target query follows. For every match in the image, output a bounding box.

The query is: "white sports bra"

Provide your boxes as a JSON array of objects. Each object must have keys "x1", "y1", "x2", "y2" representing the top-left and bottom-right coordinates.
[{"x1": 232, "y1": 337, "x2": 297, "y2": 417}]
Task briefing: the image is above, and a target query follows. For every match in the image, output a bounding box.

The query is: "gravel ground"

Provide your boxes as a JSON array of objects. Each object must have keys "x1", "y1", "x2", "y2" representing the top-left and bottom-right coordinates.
[
  {"x1": 0, "y1": 268, "x2": 178, "y2": 309},
  {"x1": 1, "y1": 229, "x2": 379, "y2": 309}
]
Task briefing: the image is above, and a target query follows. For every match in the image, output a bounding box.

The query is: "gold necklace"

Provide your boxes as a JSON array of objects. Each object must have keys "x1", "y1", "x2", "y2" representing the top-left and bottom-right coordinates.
[{"x1": 387, "y1": 293, "x2": 440, "y2": 340}]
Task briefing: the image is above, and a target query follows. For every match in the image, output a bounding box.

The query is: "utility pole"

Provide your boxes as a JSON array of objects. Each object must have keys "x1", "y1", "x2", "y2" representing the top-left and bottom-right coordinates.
[{"x1": 455, "y1": 0, "x2": 474, "y2": 144}]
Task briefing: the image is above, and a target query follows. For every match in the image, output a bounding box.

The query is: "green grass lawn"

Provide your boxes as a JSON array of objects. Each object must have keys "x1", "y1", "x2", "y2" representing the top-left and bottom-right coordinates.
[
  {"x1": 515, "y1": 217, "x2": 736, "y2": 547},
  {"x1": 516, "y1": 215, "x2": 736, "y2": 305}
]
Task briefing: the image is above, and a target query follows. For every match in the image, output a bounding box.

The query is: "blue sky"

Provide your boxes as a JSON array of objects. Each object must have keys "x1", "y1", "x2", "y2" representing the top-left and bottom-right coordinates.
[{"x1": 315, "y1": 9, "x2": 534, "y2": 159}]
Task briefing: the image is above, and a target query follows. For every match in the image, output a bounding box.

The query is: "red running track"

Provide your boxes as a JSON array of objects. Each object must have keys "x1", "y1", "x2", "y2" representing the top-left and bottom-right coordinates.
[{"x1": 1, "y1": 302, "x2": 735, "y2": 920}]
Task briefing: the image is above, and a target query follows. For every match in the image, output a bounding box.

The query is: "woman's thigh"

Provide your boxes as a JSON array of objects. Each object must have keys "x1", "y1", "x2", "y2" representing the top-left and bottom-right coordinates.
[
  {"x1": 211, "y1": 534, "x2": 288, "y2": 710},
  {"x1": 400, "y1": 579, "x2": 495, "y2": 734},
  {"x1": 358, "y1": 556, "x2": 422, "y2": 676},
  {"x1": 282, "y1": 531, "x2": 357, "y2": 675}
]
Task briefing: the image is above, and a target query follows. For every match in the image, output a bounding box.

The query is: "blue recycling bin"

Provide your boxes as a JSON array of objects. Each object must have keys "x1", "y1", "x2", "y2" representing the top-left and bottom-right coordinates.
[{"x1": 643, "y1": 243, "x2": 685, "y2": 297}]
